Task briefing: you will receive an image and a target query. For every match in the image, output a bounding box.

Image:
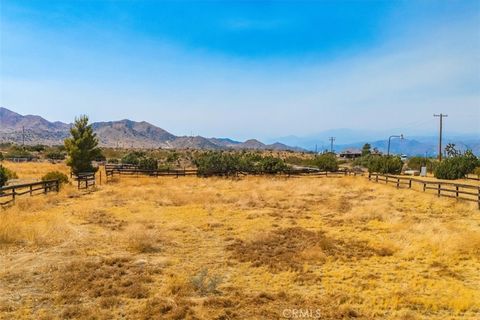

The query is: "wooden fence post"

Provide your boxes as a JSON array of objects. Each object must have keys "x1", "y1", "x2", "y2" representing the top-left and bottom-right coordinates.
[
  {"x1": 423, "y1": 183, "x2": 426, "y2": 192},
  {"x1": 437, "y1": 184, "x2": 441, "y2": 197},
  {"x1": 396, "y1": 178, "x2": 400, "y2": 188},
  {"x1": 478, "y1": 188, "x2": 480, "y2": 209},
  {"x1": 408, "y1": 179, "x2": 412, "y2": 189}
]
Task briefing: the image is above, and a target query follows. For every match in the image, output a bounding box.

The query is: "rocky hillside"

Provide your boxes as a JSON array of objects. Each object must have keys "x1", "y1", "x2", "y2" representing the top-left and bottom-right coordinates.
[{"x1": 0, "y1": 107, "x2": 301, "y2": 151}]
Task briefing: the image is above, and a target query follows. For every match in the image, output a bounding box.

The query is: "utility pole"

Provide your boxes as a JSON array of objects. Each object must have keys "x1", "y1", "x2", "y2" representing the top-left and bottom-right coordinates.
[
  {"x1": 328, "y1": 137, "x2": 335, "y2": 154},
  {"x1": 315, "y1": 144, "x2": 317, "y2": 154},
  {"x1": 434, "y1": 114, "x2": 448, "y2": 161},
  {"x1": 22, "y1": 126, "x2": 25, "y2": 147}
]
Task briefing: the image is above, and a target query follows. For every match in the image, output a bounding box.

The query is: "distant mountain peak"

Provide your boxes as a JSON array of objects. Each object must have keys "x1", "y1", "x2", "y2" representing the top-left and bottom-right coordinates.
[{"x1": 0, "y1": 107, "x2": 301, "y2": 151}]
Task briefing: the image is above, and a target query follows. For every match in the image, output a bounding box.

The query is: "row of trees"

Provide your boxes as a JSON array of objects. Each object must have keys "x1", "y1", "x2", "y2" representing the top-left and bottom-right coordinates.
[{"x1": 194, "y1": 151, "x2": 289, "y2": 176}]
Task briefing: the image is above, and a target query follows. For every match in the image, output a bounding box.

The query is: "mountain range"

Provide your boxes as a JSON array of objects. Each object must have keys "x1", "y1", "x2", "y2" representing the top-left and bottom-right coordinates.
[
  {"x1": 268, "y1": 130, "x2": 479, "y2": 156},
  {"x1": 0, "y1": 107, "x2": 301, "y2": 151},
  {"x1": 1, "y1": 107, "x2": 478, "y2": 155}
]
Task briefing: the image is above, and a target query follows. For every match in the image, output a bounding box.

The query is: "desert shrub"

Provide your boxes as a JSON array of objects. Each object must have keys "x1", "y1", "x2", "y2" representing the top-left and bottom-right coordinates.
[
  {"x1": 407, "y1": 156, "x2": 435, "y2": 172},
  {"x1": 0, "y1": 166, "x2": 18, "y2": 187},
  {"x1": 284, "y1": 155, "x2": 313, "y2": 166},
  {"x1": 0, "y1": 152, "x2": 3, "y2": 161},
  {"x1": 363, "y1": 155, "x2": 403, "y2": 174},
  {"x1": 195, "y1": 152, "x2": 239, "y2": 176},
  {"x1": 0, "y1": 166, "x2": 8, "y2": 187},
  {"x1": 5, "y1": 146, "x2": 34, "y2": 159},
  {"x1": 138, "y1": 157, "x2": 158, "y2": 170},
  {"x1": 107, "y1": 158, "x2": 119, "y2": 164},
  {"x1": 190, "y1": 268, "x2": 222, "y2": 296},
  {"x1": 122, "y1": 151, "x2": 144, "y2": 165},
  {"x1": 25, "y1": 144, "x2": 46, "y2": 152},
  {"x1": 122, "y1": 152, "x2": 158, "y2": 170},
  {"x1": 312, "y1": 153, "x2": 338, "y2": 172},
  {"x1": 474, "y1": 167, "x2": 480, "y2": 178},
  {"x1": 45, "y1": 150, "x2": 66, "y2": 160},
  {"x1": 166, "y1": 152, "x2": 180, "y2": 164},
  {"x1": 195, "y1": 151, "x2": 288, "y2": 176},
  {"x1": 41, "y1": 171, "x2": 69, "y2": 186},
  {"x1": 434, "y1": 151, "x2": 479, "y2": 180},
  {"x1": 257, "y1": 156, "x2": 288, "y2": 173}
]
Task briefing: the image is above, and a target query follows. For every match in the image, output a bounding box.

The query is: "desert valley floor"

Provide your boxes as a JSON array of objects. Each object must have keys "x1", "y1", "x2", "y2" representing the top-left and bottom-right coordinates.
[{"x1": 1, "y1": 163, "x2": 479, "y2": 319}]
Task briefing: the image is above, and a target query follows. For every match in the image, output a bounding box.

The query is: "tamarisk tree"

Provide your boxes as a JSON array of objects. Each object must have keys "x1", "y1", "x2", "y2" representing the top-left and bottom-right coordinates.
[{"x1": 64, "y1": 115, "x2": 102, "y2": 175}]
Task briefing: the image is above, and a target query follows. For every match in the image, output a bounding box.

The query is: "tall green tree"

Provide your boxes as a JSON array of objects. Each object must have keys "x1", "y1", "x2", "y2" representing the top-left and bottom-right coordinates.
[
  {"x1": 361, "y1": 143, "x2": 371, "y2": 156},
  {"x1": 64, "y1": 115, "x2": 102, "y2": 174}
]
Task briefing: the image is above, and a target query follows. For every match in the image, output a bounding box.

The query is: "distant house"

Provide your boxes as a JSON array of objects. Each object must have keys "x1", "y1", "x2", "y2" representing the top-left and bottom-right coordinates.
[{"x1": 339, "y1": 148, "x2": 362, "y2": 159}]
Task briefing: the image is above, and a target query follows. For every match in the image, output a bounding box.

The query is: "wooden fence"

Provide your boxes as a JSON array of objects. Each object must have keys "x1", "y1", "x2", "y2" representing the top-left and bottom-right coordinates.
[
  {"x1": 0, "y1": 180, "x2": 59, "y2": 205},
  {"x1": 104, "y1": 164, "x2": 362, "y2": 180},
  {"x1": 71, "y1": 172, "x2": 96, "y2": 189},
  {"x1": 368, "y1": 173, "x2": 480, "y2": 208},
  {"x1": 105, "y1": 167, "x2": 198, "y2": 180}
]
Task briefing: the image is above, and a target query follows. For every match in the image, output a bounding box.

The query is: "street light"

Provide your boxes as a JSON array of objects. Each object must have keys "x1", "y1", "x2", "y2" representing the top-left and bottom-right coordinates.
[{"x1": 387, "y1": 134, "x2": 404, "y2": 156}]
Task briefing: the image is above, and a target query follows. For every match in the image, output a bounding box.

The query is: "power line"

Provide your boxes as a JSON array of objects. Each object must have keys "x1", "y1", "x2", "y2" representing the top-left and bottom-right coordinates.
[
  {"x1": 328, "y1": 137, "x2": 335, "y2": 153},
  {"x1": 434, "y1": 114, "x2": 448, "y2": 161}
]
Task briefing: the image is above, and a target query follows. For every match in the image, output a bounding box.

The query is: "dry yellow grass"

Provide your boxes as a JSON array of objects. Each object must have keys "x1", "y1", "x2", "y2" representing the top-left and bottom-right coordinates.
[{"x1": 1, "y1": 162, "x2": 479, "y2": 319}]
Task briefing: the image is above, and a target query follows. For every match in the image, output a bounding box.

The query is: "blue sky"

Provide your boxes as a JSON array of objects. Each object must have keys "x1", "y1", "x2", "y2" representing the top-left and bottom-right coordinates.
[{"x1": 1, "y1": 0, "x2": 479, "y2": 141}]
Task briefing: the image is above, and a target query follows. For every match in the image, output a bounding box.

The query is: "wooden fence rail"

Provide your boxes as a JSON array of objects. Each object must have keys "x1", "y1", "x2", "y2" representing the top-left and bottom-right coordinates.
[
  {"x1": 104, "y1": 165, "x2": 363, "y2": 179},
  {"x1": 71, "y1": 172, "x2": 96, "y2": 189},
  {"x1": 368, "y1": 173, "x2": 480, "y2": 208},
  {"x1": 0, "y1": 180, "x2": 59, "y2": 205}
]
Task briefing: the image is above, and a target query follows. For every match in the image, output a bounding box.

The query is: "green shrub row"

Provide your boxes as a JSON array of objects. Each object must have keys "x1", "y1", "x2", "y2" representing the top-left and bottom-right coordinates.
[
  {"x1": 194, "y1": 151, "x2": 289, "y2": 176},
  {"x1": 121, "y1": 152, "x2": 158, "y2": 170},
  {"x1": 434, "y1": 151, "x2": 479, "y2": 180},
  {"x1": 353, "y1": 155, "x2": 403, "y2": 174}
]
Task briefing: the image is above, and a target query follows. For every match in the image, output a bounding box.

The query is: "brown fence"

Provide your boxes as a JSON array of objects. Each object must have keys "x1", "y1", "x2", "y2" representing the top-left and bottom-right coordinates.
[
  {"x1": 71, "y1": 172, "x2": 96, "y2": 189},
  {"x1": 368, "y1": 173, "x2": 480, "y2": 208},
  {"x1": 104, "y1": 165, "x2": 362, "y2": 180},
  {"x1": 0, "y1": 180, "x2": 59, "y2": 205},
  {"x1": 105, "y1": 167, "x2": 197, "y2": 180}
]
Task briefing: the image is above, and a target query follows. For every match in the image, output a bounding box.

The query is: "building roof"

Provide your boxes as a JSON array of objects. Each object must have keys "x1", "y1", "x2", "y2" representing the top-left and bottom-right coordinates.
[{"x1": 339, "y1": 148, "x2": 362, "y2": 155}]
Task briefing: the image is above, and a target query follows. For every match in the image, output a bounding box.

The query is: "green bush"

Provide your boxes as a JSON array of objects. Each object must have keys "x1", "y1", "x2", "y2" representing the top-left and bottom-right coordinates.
[
  {"x1": 0, "y1": 166, "x2": 8, "y2": 187},
  {"x1": 121, "y1": 151, "x2": 145, "y2": 165},
  {"x1": 407, "y1": 157, "x2": 435, "y2": 172},
  {"x1": 121, "y1": 152, "x2": 158, "y2": 170},
  {"x1": 194, "y1": 151, "x2": 289, "y2": 176},
  {"x1": 258, "y1": 156, "x2": 288, "y2": 174},
  {"x1": 5, "y1": 146, "x2": 34, "y2": 159},
  {"x1": 434, "y1": 152, "x2": 479, "y2": 180},
  {"x1": 195, "y1": 152, "x2": 239, "y2": 176},
  {"x1": 41, "y1": 171, "x2": 69, "y2": 187},
  {"x1": 312, "y1": 153, "x2": 338, "y2": 172},
  {"x1": 0, "y1": 166, "x2": 17, "y2": 187},
  {"x1": 138, "y1": 157, "x2": 158, "y2": 170},
  {"x1": 46, "y1": 150, "x2": 66, "y2": 160},
  {"x1": 0, "y1": 152, "x2": 3, "y2": 161},
  {"x1": 107, "y1": 158, "x2": 119, "y2": 164},
  {"x1": 362, "y1": 155, "x2": 403, "y2": 174}
]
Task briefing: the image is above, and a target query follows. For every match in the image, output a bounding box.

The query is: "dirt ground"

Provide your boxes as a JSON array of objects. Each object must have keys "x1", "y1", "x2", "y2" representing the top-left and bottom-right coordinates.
[{"x1": 1, "y1": 162, "x2": 479, "y2": 319}]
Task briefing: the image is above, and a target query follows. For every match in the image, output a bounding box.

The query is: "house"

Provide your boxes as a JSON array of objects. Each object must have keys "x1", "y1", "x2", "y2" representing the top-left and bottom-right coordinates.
[{"x1": 339, "y1": 148, "x2": 362, "y2": 159}]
